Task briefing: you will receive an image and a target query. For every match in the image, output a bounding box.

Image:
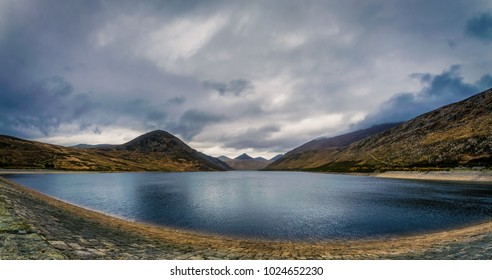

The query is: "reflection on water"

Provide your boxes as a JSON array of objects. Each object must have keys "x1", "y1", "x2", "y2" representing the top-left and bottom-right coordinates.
[{"x1": 4, "y1": 171, "x2": 492, "y2": 240}]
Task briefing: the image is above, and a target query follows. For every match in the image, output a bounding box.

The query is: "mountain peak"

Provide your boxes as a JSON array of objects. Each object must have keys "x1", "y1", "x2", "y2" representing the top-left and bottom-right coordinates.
[
  {"x1": 235, "y1": 153, "x2": 253, "y2": 160},
  {"x1": 0, "y1": 130, "x2": 231, "y2": 171},
  {"x1": 270, "y1": 154, "x2": 283, "y2": 161},
  {"x1": 217, "y1": 156, "x2": 231, "y2": 161},
  {"x1": 140, "y1": 129, "x2": 173, "y2": 138},
  {"x1": 118, "y1": 129, "x2": 191, "y2": 153}
]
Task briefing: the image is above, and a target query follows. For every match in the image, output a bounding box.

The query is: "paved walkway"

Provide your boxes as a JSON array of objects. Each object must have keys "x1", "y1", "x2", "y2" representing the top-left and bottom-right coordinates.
[{"x1": 1, "y1": 177, "x2": 492, "y2": 260}]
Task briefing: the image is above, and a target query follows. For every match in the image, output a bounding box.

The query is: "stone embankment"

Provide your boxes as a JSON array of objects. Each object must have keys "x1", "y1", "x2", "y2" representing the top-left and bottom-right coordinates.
[{"x1": 1, "y1": 177, "x2": 492, "y2": 260}]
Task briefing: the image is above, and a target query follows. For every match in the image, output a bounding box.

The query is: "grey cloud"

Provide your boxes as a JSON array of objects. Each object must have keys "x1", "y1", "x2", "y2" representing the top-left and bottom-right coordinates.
[
  {"x1": 0, "y1": 2, "x2": 100, "y2": 137},
  {"x1": 72, "y1": 94, "x2": 95, "y2": 117},
  {"x1": 0, "y1": 72, "x2": 173, "y2": 137},
  {"x1": 145, "y1": 111, "x2": 168, "y2": 129},
  {"x1": 219, "y1": 124, "x2": 291, "y2": 150},
  {"x1": 417, "y1": 65, "x2": 477, "y2": 98},
  {"x1": 447, "y1": 39, "x2": 457, "y2": 49},
  {"x1": 203, "y1": 79, "x2": 254, "y2": 96},
  {"x1": 116, "y1": 98, "x2": 170, "y2": 130},
  {"x1": 477, "y1": 74, "x2": 492, "y2": 89},
  {"x1": 166, "y1": 96, "x2": 186, "y2": 105},
  {"x1": 1, "y1": 0, "x2": 492, "y2": 156},
  {"x1": 36, "y1": 76, "x2": 74, "y2": 97},
  {"x1": 409, "y1": 73, "x2": 432, "y2": 84},
  {"x1": 356, "y1": 65, "x2": 492, "y2": 129},
  {"x1": 170, "y1": 110, "x2": 225, "y2": 140},
  {"x1": 225, "y1": 138, "x2": 288, "y2": 151},
  {"x1": 0, "y1": 1, "x2": 208, "y2": 139},
  {"x1": 465, "y1": 12, "x2": 492, "y2": 43},
  {"x1": 0, "y1": 75, "x2": 89, "y2": 137}
]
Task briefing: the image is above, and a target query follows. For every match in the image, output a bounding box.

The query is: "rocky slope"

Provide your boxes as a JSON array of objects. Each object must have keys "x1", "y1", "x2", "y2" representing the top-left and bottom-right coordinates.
[
  {"x1": 0, "y1": 130, "x2": 231, "y2": 171},
  {"x1": 313, "y1": 88, "x2": 492, "y2": 172},
  {"x1": 264, "y1": 123, "x2": 401, "y2": 170}
]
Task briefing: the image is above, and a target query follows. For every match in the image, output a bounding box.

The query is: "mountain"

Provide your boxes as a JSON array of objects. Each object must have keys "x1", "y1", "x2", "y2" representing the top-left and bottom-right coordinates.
[
  {"x1": 0, "y1": 130, "x2": 231, "y2": 171},
  {"x1": 312, "y1": 88, "x2": 492, "y2": 172},
  {"x1": 217, "y1": 156, "x2": 232, "y2": 161},
  {"x1": 235, "y1": 153, "x2": 253, "y2": 160},
  {"x1": 219, "y1": 153, "x2": 272, "y2": 170},
  {"x1": 270, "y1": 154, "x2": 283, "y2": 162},
  {"x1": 3, "y1": 88, "x2": 490, "y2": 173},
  {"x1": 264, "y1": 123, "x2": 401, "y2": 170},
  {"x1": 267, "y1": 87, "x2": 492, "y2": 173},
  {"x1": 118, "y1": 130, "x2": 190, "y2": 153}
]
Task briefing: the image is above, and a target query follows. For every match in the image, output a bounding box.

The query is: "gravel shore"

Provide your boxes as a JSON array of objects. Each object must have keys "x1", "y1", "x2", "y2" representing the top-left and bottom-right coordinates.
[{"x1": 1, "y1": 176, "x2": 492, "y2": 260}]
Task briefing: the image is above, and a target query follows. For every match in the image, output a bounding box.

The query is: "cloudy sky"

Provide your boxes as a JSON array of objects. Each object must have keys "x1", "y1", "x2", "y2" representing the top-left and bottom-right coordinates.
[{"x1": 1, "y1": 0, "x2": 491, "y2": 158}]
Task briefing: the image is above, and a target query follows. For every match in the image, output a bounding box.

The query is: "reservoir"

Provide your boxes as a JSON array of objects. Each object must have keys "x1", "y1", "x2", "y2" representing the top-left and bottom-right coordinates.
[{"x1": 3, "y1": 171, "x2": 492, "y2": 240}]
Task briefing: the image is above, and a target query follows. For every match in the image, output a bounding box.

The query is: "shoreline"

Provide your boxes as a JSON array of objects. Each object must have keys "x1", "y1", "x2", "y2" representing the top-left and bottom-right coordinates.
[
  {"x1": 1, "y1": 176, "x2": 492, "y2": 259},
  {"x1": 374, "y1": 170, "x2": 492, "y2": 183},
  {"x1": 3, "y1": 168, "x2": 492, "y2": 183}
]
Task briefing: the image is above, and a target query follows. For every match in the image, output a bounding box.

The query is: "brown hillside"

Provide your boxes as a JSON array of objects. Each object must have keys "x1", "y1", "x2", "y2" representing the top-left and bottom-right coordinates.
[
  {"x1": 0, "y1": 130, "x2": 231, "y2": 171},
  {"x1": 315, "y1": 88, "x2": 492, "y2": 172},
  {"x1": 264, "y1": 123, "x2": 400, "y2": 170}
]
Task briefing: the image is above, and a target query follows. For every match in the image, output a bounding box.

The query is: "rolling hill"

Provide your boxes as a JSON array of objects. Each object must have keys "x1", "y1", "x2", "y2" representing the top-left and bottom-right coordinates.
[{"x1": 0, "y1": 130, "x2": 231, "y2": 171}]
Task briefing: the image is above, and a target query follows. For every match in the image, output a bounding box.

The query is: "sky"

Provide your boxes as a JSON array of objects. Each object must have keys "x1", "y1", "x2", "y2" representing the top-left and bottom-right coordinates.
[{"x1": 1, "y1": 0, "x2": 491, "y2": 158}]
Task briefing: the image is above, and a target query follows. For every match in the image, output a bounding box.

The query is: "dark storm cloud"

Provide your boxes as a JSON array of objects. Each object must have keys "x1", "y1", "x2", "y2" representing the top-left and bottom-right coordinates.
[
  {"x1": 0, "y1": 1, "x2": 101, "y2": 137},
  {"x1": 225, "y1": 138, "x2": 288, "y2": 151},
  {"x1": 219, "y1": 125, "x2": 282, "y2": 150},
  {"x1": 477, "y1": 74, "x2": 492, "y2": 89},
  {"x1": 0, "y1": 75, "x2": 91, "y2": 137},
  {"x1": 1, "y1": 0, "x2": 492, "y2": 156},
  {"x1": 119, "y1": 98, "x2": 170, "y2": 130},
  {"x1": 0, "y1": 1, "x2": 103, "y2": 72},
  {"x1": 203, "y1": 79, "x2": 254, "y2": 96},
  {"x1": 465, "y1": 12, "x2": 492, "y2": 43},
  {"x1": 0, "y1": 71, "x2": 193, "y2": 139},
  {"x1": 413, "y1": 65, "x2": 478, "y2": 97},
  {"x1": 355, "y1": 66, "x2": 492, "y2": 128},
  {"x1": 170, "y1": 110, "x2": 226, "y2": 140},
  {"x1": 0, "y1": 0, "x2": 200, "y2": 139},
  {"x1": 37, "y1": 76, "x2": 74, "y2": 97},
  {"x1": 166, "y1": 96, "x2": 187, "y2": 105}
]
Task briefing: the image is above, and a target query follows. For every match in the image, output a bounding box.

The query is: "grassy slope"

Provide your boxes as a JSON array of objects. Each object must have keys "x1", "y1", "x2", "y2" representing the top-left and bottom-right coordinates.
[
  {"x1": 264, "y1": 123, "x2": 401, "y2": 170},
  {"x1": 315, "y1": 88, "x2": 492, "y2": 172},
  {"x1": 0, "y1": 133, "x2": 229, "y2": 172}
]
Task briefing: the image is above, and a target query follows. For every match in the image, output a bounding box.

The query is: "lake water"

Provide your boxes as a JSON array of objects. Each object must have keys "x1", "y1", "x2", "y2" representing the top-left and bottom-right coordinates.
[{"x1": 3, "y1": 171, "x2": 492, "y2": 240}]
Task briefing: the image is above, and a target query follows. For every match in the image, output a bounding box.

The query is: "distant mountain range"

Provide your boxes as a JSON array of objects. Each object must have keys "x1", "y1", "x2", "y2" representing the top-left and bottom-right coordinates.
[
  {"x1": 264, "y1": 87, "x2": 492, "y2": 172},
  {"x1": 218, "y1": 153, "x2": 283, "y2": 170},
  {"x1": 0, "y1": 130, "x2": 231, "y2": 171},
  {"x1": 2, "y1": 88, "x2": 491, "y2": 173}
]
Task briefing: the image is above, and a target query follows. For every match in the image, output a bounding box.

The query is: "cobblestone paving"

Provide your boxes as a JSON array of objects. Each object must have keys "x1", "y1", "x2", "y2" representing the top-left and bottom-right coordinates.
[
  {"x1": 1, "y1": 177, "x2": 491, "y2": 260},
  {"x1": 0, "y1": 193, "x2": 65, "y2": 259}
]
